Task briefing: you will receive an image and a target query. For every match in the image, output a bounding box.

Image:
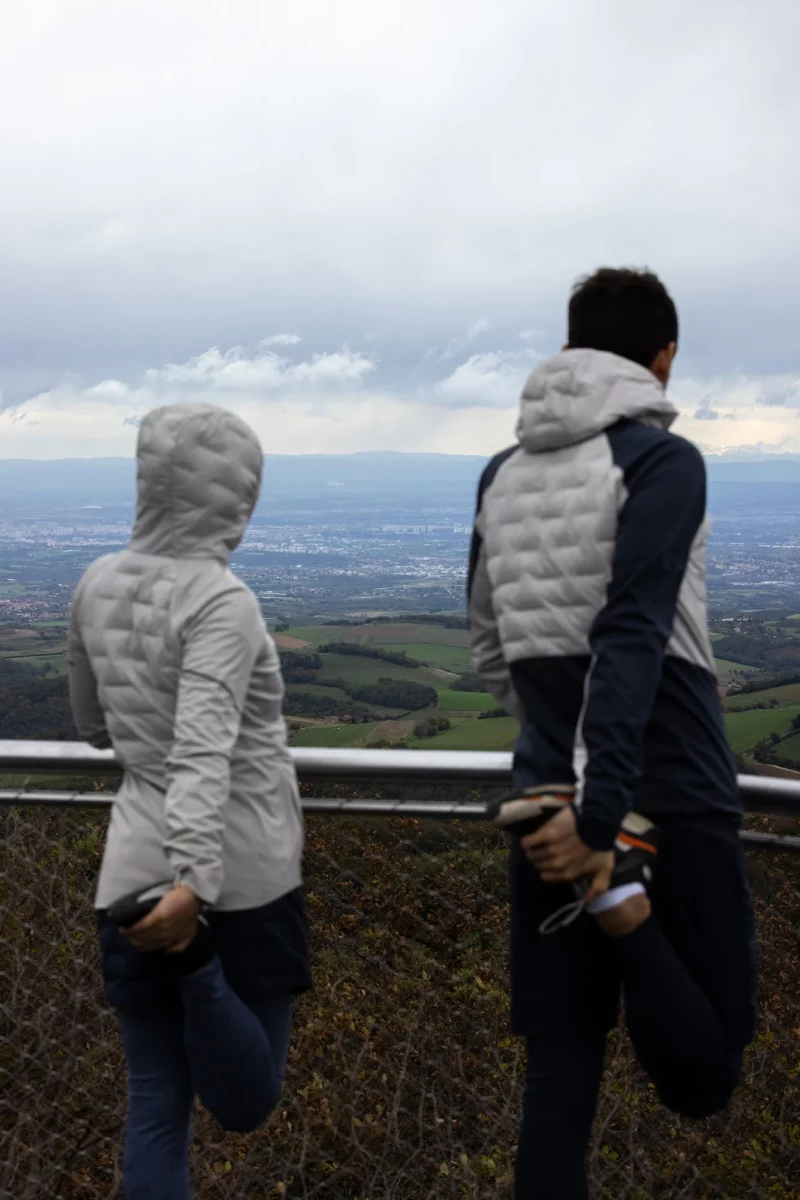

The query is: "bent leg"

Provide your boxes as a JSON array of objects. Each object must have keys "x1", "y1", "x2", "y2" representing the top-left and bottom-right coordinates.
[
  {"x1": 515, "y1": 1036, "x2": 605, "y2": 1200},
  {"x1": 118, "y1": 1008, "x2": 194, "y2": 1200},
  {"x1": 614, "y1": 818, "x2": 757, "y2": 1117},
  {"x1": 180, "y1": 958, "x2": 288, "y2": 1132},
  {"x1": 248, "y1": 993, "x2": 294, "y2": 1092},
  {"x1": 613, "y1": 916, "x2": 734, "y2": 1116}
]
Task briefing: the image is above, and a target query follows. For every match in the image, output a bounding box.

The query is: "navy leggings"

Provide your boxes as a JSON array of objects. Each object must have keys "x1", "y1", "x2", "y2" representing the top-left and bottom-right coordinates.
[
  {"x1": 510, "y1": 819, "x2": 757, "y2": 1199},
  {"x1": 117, "y1": 957, "x2": 292, "y2": 1200},
  {"x1": 514, "y1": 916, "x2": 745, "y2": 1198}
]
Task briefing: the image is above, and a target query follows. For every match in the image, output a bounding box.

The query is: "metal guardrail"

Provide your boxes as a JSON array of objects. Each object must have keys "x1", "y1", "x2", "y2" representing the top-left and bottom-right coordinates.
[{"x1": 0, "y1": 740, "x2": 798, "y2": 851}]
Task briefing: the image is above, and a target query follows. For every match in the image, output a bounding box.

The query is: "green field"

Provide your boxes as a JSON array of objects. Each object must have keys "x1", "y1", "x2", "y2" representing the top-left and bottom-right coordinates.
[
  {"x1": 725, "y1": 683, "x2": 800, "y2": 711},
  {"x1": 714, "y1": 658, "x2": 759, "y2": 682},
  {"x1": 775, "y1": 732, "x2": 800, "y2": 763},
  {"x1": 410, "y1": 716, "x2": 519, "y2": 751},
  {"x1": 290, "y1": 723, "x2": 379, "y2": 748},
  {"x1": 315, "y1": 652, "x2": 445, "y2": 689},
  {"x1": 723, "y1": 705, "x2": 800, "y2": 752},
  {"x1": 436, "y1": 689, "x2": 495, "y2": 711},
  {"x1": 353, "y1": 623, "x2": 468, "y2": 648},
  {"x1": 283, "y1": 622, "x2": 469, "y2": 650},
  {"x1": 380, "y1": 642, "x2": 470, "y2": 673}
]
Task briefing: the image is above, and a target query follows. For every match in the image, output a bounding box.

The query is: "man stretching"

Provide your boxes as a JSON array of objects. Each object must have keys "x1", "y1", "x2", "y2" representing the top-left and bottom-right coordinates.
[{"x1": 468, "y1": 268, "x2": 757, "y2": 1198}]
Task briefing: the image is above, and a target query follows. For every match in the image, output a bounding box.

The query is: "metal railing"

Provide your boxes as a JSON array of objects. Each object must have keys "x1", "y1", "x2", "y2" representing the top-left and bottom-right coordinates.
[
  {"x1": 2, "y1": 740, "x2": 800, "y2": 1198},
  {"x1": 0, "y1": 739, "x2": 798, "y2": 850}
]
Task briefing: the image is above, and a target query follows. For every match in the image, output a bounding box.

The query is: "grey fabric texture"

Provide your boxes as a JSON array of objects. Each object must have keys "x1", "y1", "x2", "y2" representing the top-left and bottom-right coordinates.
[
  {"x1": 68, "y1": 404, "x2": 304, "y2": 912},
  {"x1": 470, "y1": 350, "x2": 715, "y2": 703}
]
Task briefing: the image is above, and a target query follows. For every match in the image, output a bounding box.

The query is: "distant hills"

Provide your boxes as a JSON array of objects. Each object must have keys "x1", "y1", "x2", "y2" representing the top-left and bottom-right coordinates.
[
  {"x1": 0, "y1": 451, "x2": 799, "y2": 507},
  {"x1": 704, "y1": 460, "x2": 800, "y2": 483},
  {"x1": 0, "y1": 452, "x2": 486, "y2": 506}
]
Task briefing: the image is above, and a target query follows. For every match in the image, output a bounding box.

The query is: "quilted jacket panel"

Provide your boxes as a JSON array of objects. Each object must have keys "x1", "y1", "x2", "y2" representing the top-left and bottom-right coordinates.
[{"x1": 68, "y1": 404, "x2": 303, "y2": 911}]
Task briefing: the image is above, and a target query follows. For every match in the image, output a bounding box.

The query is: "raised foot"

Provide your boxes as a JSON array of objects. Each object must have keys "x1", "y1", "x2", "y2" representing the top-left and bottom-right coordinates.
[{"x1": 592, "y1": 893, "x2": 652, "y2": 938}]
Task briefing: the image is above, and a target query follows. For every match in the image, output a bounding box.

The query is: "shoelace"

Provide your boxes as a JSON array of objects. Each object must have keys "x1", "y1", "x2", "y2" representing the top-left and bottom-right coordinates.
[{"x1": 537, "y1": 879, "x2": 590, "y2": 936}]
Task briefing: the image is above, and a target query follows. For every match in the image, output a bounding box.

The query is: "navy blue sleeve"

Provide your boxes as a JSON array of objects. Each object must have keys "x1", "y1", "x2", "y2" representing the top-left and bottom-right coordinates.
[{"x1": 574, "y1": 431, "x2": 707, "y2": 852}]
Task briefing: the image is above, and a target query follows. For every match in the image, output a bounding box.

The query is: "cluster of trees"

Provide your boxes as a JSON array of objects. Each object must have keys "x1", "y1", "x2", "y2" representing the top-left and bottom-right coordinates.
[
  {"x1": 353, "y1": 613, "x2": 468, "y2": 630},
  {"x1": 0, "y1": 661, "x2": 76, "y2": 740},
  {"x1": 478, "y1": 707, "x2": 507, "y2": 720},
  {"x1": 735, "y1": 671, "x2": 800, "y2": 695},
  {"x1": 349, "y1": 680, "x2": 437, "y2": 711},
  {"x1": 318, "y1": 642, "x2": 424, "y2": 668},
  {"x1": 282, "y1": 691, "x2": 373, "y2": 722},
  {"x1": 726, "y1": 697, "x2": 780, "y2": 713},
  {"x1": 413, "y1": 716, "x2": 451, "y2": 739},
  {"x1": 451, "y1": 672, "x2": 488, "y2": 693},
  {"x1": 280, "y1": 650, "x2": 324, "y2": 684},
  {"x1": 714, "y1": 631, "x2": 800, "y2": 673}
]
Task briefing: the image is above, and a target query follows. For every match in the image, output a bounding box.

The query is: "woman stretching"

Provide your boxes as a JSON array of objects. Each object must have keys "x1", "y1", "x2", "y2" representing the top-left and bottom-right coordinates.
[{"x1": 68, "y1": 403, "x2": 310, "y2": 1199}]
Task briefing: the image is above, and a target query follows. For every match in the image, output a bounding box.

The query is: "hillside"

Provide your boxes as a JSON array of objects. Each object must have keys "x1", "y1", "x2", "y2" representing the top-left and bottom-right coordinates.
[{"x1": 5, "y1": 614, "x2": 800, "y2": 763}]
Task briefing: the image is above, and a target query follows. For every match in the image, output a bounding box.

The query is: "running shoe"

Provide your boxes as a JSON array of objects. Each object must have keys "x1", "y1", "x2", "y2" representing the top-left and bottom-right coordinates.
[
  {"x1": 488, "y1": 783, "x2": 576, "y2": 838},
  {"x1": 106, "y1": 881, "x2": 214, "y2": 976},
  {"x1": 538, "y1": 811, "x2": 661, "y2": 935}
]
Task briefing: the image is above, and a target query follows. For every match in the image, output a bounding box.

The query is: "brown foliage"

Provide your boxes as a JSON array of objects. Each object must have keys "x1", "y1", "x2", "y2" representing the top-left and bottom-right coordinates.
[{"x1": 1, "y1": 806, "x2": 799, "y2": 1199}]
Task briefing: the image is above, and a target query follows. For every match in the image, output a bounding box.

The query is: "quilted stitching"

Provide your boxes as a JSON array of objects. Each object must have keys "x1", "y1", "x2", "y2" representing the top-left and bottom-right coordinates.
[
  {"x1": 477, "y1": 351, "x2": 714, "y2": 674},
  {"x1": 68, "y1": 404, "x2": 304, "y2": 912}
]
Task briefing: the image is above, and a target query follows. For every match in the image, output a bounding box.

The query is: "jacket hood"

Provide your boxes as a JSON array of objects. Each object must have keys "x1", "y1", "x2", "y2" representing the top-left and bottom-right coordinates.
[
  {"x1": 129, "y1": 404, "x2": 263, "y2": 561},
  {"x1": 516, "y1": 349, "x2": 678, "y2": 453}
]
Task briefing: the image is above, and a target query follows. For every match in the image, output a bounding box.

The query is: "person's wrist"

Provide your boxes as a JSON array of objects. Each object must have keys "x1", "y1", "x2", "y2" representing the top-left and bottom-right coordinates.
[{"x1": 174, "y1": 883, "x2": 203, "y2": 915}]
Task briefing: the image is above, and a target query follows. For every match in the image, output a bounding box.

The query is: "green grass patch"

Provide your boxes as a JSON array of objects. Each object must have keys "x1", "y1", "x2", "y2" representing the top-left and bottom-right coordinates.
[
  {"x1": 285, "y1": 622, "x2": 469, "y2": 651},
  {"x1": 774, "y1": 732, "x2": 800, "y2": 763},
  {"x1": 289, "y1": 722, "x2": 379, "y2": 748},
  {"x1": 411, "y1": 715, "x2": 519, "y2": 751},
  {"x1": 315, "y1": 652, "x2": 444, "y2": 690},
  {"x1": 9, "y1": 654, "x2": 68, "y2": 676},
  {"x1": 436, "y1": 689, "x2": 494, "y2": 711},
  {"x1": 715, "y1": 657, "x2": 759, "y2": 681},
  {"x1": 380, "y1": 642, "x2": 471, "y2": 673},
  {"x1": 354, "y1": 623, "x2": 469, "y2": 647},
  {"x1": 724, "y1": 705, "x2": 800, "y2": 752},
  {"x1": 725, "y1": 683, "x2": 800, "y2": 710}
]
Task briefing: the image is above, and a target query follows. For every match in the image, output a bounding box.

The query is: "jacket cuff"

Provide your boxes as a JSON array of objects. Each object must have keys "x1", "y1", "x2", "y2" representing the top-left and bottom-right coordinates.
[
  {"x1": 574, "y1": 808, "x2": 619, "y2": 853},
  {"x1": 172, "y1": 866, "x2": 219, "y2": 908}
]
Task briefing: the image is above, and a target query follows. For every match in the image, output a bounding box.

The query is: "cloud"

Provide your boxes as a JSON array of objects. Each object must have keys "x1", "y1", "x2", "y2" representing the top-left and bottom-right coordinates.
[
  {"x1": 694, "y1": 395, "x2": 719, "y2": 421},
  {"x1": 671, "y1": 371, "x2": 800, "y2": 455},
  {"x1": 6, "y1": 329, "x2": 800, "y2": 461},
  {"x1": 144, "y1": 344, "x2": 376, "y2": 393},
  {"x1": 259, "y1": 334, "x2": 303, "y2": 347},
  {"x1": 432, "y1": 347, "x2": 540, "y2": 408},
  {"x1": 2, "y1": 0, "x2": 800, "y2": 459}
]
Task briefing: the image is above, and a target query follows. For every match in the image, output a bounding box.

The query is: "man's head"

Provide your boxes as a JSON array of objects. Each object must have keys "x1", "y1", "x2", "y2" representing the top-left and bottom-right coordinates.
[{"x1": 566, "y1": 267, "x2": 678, "y2": 385}]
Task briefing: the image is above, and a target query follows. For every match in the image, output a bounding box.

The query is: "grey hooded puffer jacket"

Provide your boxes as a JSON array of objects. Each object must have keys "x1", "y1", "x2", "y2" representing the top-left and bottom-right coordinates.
[
  {"x1": 468, "y1": 350, "x2": 739, "y2": 851},
  {"x1": 68, "y1": 404, "x2": 304, "y2": 911}
]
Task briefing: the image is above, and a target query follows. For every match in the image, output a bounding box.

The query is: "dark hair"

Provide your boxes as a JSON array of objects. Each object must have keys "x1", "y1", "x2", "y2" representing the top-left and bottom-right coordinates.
[{"x1": 567, "y1": 267, "x2": 678, "y2": 369}]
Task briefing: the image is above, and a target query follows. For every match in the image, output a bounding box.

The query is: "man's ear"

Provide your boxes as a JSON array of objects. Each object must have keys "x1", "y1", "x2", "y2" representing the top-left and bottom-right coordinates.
[{"x1": 650, "y1": 341, "x2": 677, "y2": 386}]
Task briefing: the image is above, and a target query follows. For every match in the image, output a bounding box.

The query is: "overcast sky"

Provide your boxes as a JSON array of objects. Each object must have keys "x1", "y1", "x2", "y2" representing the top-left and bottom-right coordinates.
[{"x1": 1, "y1": 0, "x2": 799, "y2": 459}]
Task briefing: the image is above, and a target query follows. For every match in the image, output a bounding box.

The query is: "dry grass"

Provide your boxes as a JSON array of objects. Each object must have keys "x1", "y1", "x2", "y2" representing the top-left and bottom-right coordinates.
[{"x1": 1, "y1": 802, "x2": 799, "y2": 1199}]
